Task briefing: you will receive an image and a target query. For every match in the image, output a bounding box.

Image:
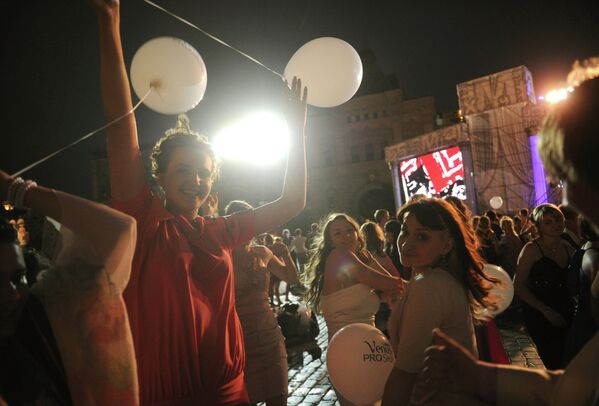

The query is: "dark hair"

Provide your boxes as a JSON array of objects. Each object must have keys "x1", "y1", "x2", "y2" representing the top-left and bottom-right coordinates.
[
  {"x1": 444, "y1": 196, "x2": 472, "y2": 219},
  {"x1": 384, "y1": 219, "x2": 401, "y2": 239},
  {"x1": 0, "y1": 219, "x2": 17, "y2": 244},
  {"x1": 397, "y1": 198, "x2": 497, "y2": 318},
  {"x1": 478, "y1": 216, "x2": 491, "y2": 228},
  {"x1": 406, "y1": 194, "x2": 427, "y2": 205},
  {"x1": 224, "y1": 200, "x2": 252, "y2": 215},
  {"x1": 531, "y1": 203, "x2": 563, "y2": 229},
  {"x1": 539, "y1": 76, "x2": 599, "y2": 190},
  {"x1": 374, "y1": 209, "x2": 389, "y2": 224},
  {"x1": 151, "y1": 131, "x2": 220, "y2": 180},
  {"x1": 558, "y1": 204, "x2": 579, "y2": 222},
  {"x1": 580, "y1": 217, "x2": 598, "y2": 242},
  {"x1": 484, "y1": 210, "x2": 498, "y2": 222},
  {"x1": 305, "y1": 213, "x2": 367, "y2": 312},
  {"x1": 519, "y1": 208, "x2": 529, "y2": 217},
  {"x1": 294, "y1": 228, "x2": 303, "y2": 236},
  {"x1": 360, "y1": 221, "x2": 386, "y2": 256},
  {"x1": 263, "y1": 233, "x2": 274, "y2": 246}
]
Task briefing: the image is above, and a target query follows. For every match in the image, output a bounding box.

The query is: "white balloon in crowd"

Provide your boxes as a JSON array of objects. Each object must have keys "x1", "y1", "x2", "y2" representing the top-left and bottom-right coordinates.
[
  {"x1": 130, "y1": 37, "x2": 207, "y2": 115},
  {"x1": 483, "y1": 263, "x2": 514, "y2": 316},
  {"x1": 327, "y1": 323, "x2": 394, "y2": 405},
  {"x1": 285, "y1": 37, "x2": 363, "y2": 108},
  {"x1": 489, "y1": 196, "x2": 504, "y2": 210}
]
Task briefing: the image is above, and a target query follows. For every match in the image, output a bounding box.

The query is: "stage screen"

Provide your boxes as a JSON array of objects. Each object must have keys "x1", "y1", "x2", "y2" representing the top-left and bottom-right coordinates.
[{"x1": 400, "y1": 145, "x2": 466, "y2": 201}]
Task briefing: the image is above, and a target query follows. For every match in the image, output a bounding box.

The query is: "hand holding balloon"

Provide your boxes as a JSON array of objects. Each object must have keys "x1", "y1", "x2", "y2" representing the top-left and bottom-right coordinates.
[
  {"x1": 285, "y1": 37, "x2": 362, "y2": 107},
  {"x1": 89, "y1": 0, "x2": 119, "y2": 18},
  {"x1": 283, "y1": 77, "x2": 308, "y2": 137}
]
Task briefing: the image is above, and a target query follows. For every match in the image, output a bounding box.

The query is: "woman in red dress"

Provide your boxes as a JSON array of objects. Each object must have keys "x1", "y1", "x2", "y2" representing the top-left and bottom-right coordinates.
[{"x1": 92, "y1": 1, "x2": 308, "y2": 404}]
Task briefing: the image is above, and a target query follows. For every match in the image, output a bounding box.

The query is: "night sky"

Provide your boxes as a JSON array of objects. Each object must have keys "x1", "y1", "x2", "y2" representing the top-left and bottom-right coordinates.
[{"x1": 2, "y1": 0, "x2": 598, "y2": 200}]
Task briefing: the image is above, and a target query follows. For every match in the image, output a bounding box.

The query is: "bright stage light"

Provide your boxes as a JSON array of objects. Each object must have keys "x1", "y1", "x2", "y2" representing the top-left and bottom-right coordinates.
[
  {"x1": 544, "y1": 86, "x2": 574, "y2": 104},
  {"x1": 213, "y1": 112, "x2": 290, "y2": 165}
]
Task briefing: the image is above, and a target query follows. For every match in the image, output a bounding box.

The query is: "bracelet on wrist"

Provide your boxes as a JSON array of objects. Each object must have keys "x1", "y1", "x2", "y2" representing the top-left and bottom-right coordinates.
[
  {"x1": 6, "y1": 177, "x2": 24, "y2": 205},
  {"x1": 7, "y1": 178, "x2": 37, "y2": 208}
]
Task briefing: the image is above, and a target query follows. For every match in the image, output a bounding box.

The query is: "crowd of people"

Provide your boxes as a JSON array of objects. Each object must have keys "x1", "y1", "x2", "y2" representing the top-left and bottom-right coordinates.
[{"x1": 1, "y1": 0, "x2": 598, "y2": 405}]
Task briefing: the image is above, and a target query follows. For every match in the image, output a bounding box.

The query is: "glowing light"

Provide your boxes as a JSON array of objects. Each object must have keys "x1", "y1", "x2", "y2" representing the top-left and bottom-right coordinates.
[
  {"x1": 213, "y1": 112, "x2": 290, "y2": 166},
  {"x1": 2, "y1": 202, "x2": 13, "y2": 211},
  {"x1": 544, "y1": 87, "x2": 570, "y2": 104},
  {"x1": 529, "y1": 135, "x2": 548, "y2": 205}
]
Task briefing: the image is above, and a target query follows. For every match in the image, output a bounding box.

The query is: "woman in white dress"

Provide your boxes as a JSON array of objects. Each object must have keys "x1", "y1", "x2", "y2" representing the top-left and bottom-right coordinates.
[{"x1": 305, "y1": 213, "x2": 402, "y2": 406}]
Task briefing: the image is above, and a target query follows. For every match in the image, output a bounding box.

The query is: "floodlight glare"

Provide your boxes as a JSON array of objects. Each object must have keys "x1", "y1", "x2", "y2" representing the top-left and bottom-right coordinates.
[
  {"x1": 544, "y1": 87, "x2": 569, "y2": 104},
  {"x1": 213, "y1": 112, "x2": 290, "y2": 165}
]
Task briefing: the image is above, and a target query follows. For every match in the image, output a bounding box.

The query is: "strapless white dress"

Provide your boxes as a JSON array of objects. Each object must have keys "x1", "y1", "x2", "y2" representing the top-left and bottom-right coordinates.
[{"x1": 321, "y1": 283, "x2": 380, "y2": 341}]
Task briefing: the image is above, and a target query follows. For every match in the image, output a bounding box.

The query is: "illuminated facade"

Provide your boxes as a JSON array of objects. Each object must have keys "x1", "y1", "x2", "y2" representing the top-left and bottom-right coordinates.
[{"x1": 386, "y1": 66, "x2": 554, "y2": 214}]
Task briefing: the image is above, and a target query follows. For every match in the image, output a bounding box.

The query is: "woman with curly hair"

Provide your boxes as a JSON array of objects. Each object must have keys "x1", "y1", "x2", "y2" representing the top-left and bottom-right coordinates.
[
  {"x1": 92, "y1": 0, "x2": 307, "y2": 403},
  {"x1": 305, "y1": 213, "x2": 402, "y2": 406},
  {"x1": 382, "y1": 198, "x2": 497, "y2": 405}
]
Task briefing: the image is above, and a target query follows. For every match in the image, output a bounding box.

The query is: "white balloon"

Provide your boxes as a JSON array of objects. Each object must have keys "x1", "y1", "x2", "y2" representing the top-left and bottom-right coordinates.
[
  {"x1": 482, "y1": 263, "x2": 514, "y2": 316},
  {"x1": 130, "y1": 37, "x2": 207, "y2": 115},
  {"x1": 327, "y1": 323, "x2": 394, "y2": 405},
  {"x1": 489, "y1": 196, "x2": 504, "y2": 210},
  {"x1": 285, "y1": 37, "x2": 363, "y2": 108}
]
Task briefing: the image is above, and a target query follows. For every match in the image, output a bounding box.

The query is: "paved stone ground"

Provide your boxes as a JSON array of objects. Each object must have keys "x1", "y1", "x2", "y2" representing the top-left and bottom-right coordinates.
[
  {"x1": 496, "y1": 306, "x2": 546, "y2": 369},
  {"x1": 257, "y1": 298, "x2": 543, "y2": 405}
]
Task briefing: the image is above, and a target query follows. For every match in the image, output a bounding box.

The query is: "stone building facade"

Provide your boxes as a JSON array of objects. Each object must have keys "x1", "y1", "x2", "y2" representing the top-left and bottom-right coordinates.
[{"x1": 304, "y1": 89, "x2": 436, "y2": 223}]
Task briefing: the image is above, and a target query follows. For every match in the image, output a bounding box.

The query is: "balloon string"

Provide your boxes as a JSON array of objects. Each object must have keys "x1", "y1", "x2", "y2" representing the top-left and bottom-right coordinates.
[
  {"x1": 11, "y1": 88, "x2": 153, "y2": 177},
  {"x1": 143, "y1": 0, "x2": 285, "y2": 81}
]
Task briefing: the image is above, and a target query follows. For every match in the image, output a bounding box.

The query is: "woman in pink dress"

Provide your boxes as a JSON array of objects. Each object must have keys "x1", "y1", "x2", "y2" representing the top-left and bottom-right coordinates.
[
  {"x1": 92, "y1": 1, "x2": 308, "y2": 404},
  {"x1": 225, "y1": 200, "x2": 299, "y2": 406}
]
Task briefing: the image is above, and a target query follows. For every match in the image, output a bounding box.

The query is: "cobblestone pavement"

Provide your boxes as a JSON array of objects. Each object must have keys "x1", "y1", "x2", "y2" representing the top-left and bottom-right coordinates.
[
  {"x1": 258, "y1": 301, "x2": 543, "y2": 405},
  {"x1": 496, "y1": 307, "x2": 546, "y2": 369}
]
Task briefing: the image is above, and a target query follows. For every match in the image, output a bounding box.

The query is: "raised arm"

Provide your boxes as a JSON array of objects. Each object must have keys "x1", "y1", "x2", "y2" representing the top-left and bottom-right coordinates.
[
  {"x1": 93, "y1": 0, "x2": 146, "y2": 200},
  {"x1": 326, "y1": 248, "x2": 401, "y2": 292},
  {"x1": 252, "y1": 77, "x2": 307, "y2": 235},
  {"x1": 1, "y1": 170, "x2": 136, "y2": 291},
  {"x1": 268, "y1": 241, "x2": 300, "y2": 284}
]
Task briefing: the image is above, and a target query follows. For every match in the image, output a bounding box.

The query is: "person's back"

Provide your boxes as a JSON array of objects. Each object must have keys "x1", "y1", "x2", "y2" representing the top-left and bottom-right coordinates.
[
  {"x1": 498, "y1": 217, "x2": 522, "y2": 277},
  {"x1": 564, "y1": 218, "x2": 599, "y2": 363},
  {"x1": 0, "y1": 221, "x2": 72, "y2": 405}
]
